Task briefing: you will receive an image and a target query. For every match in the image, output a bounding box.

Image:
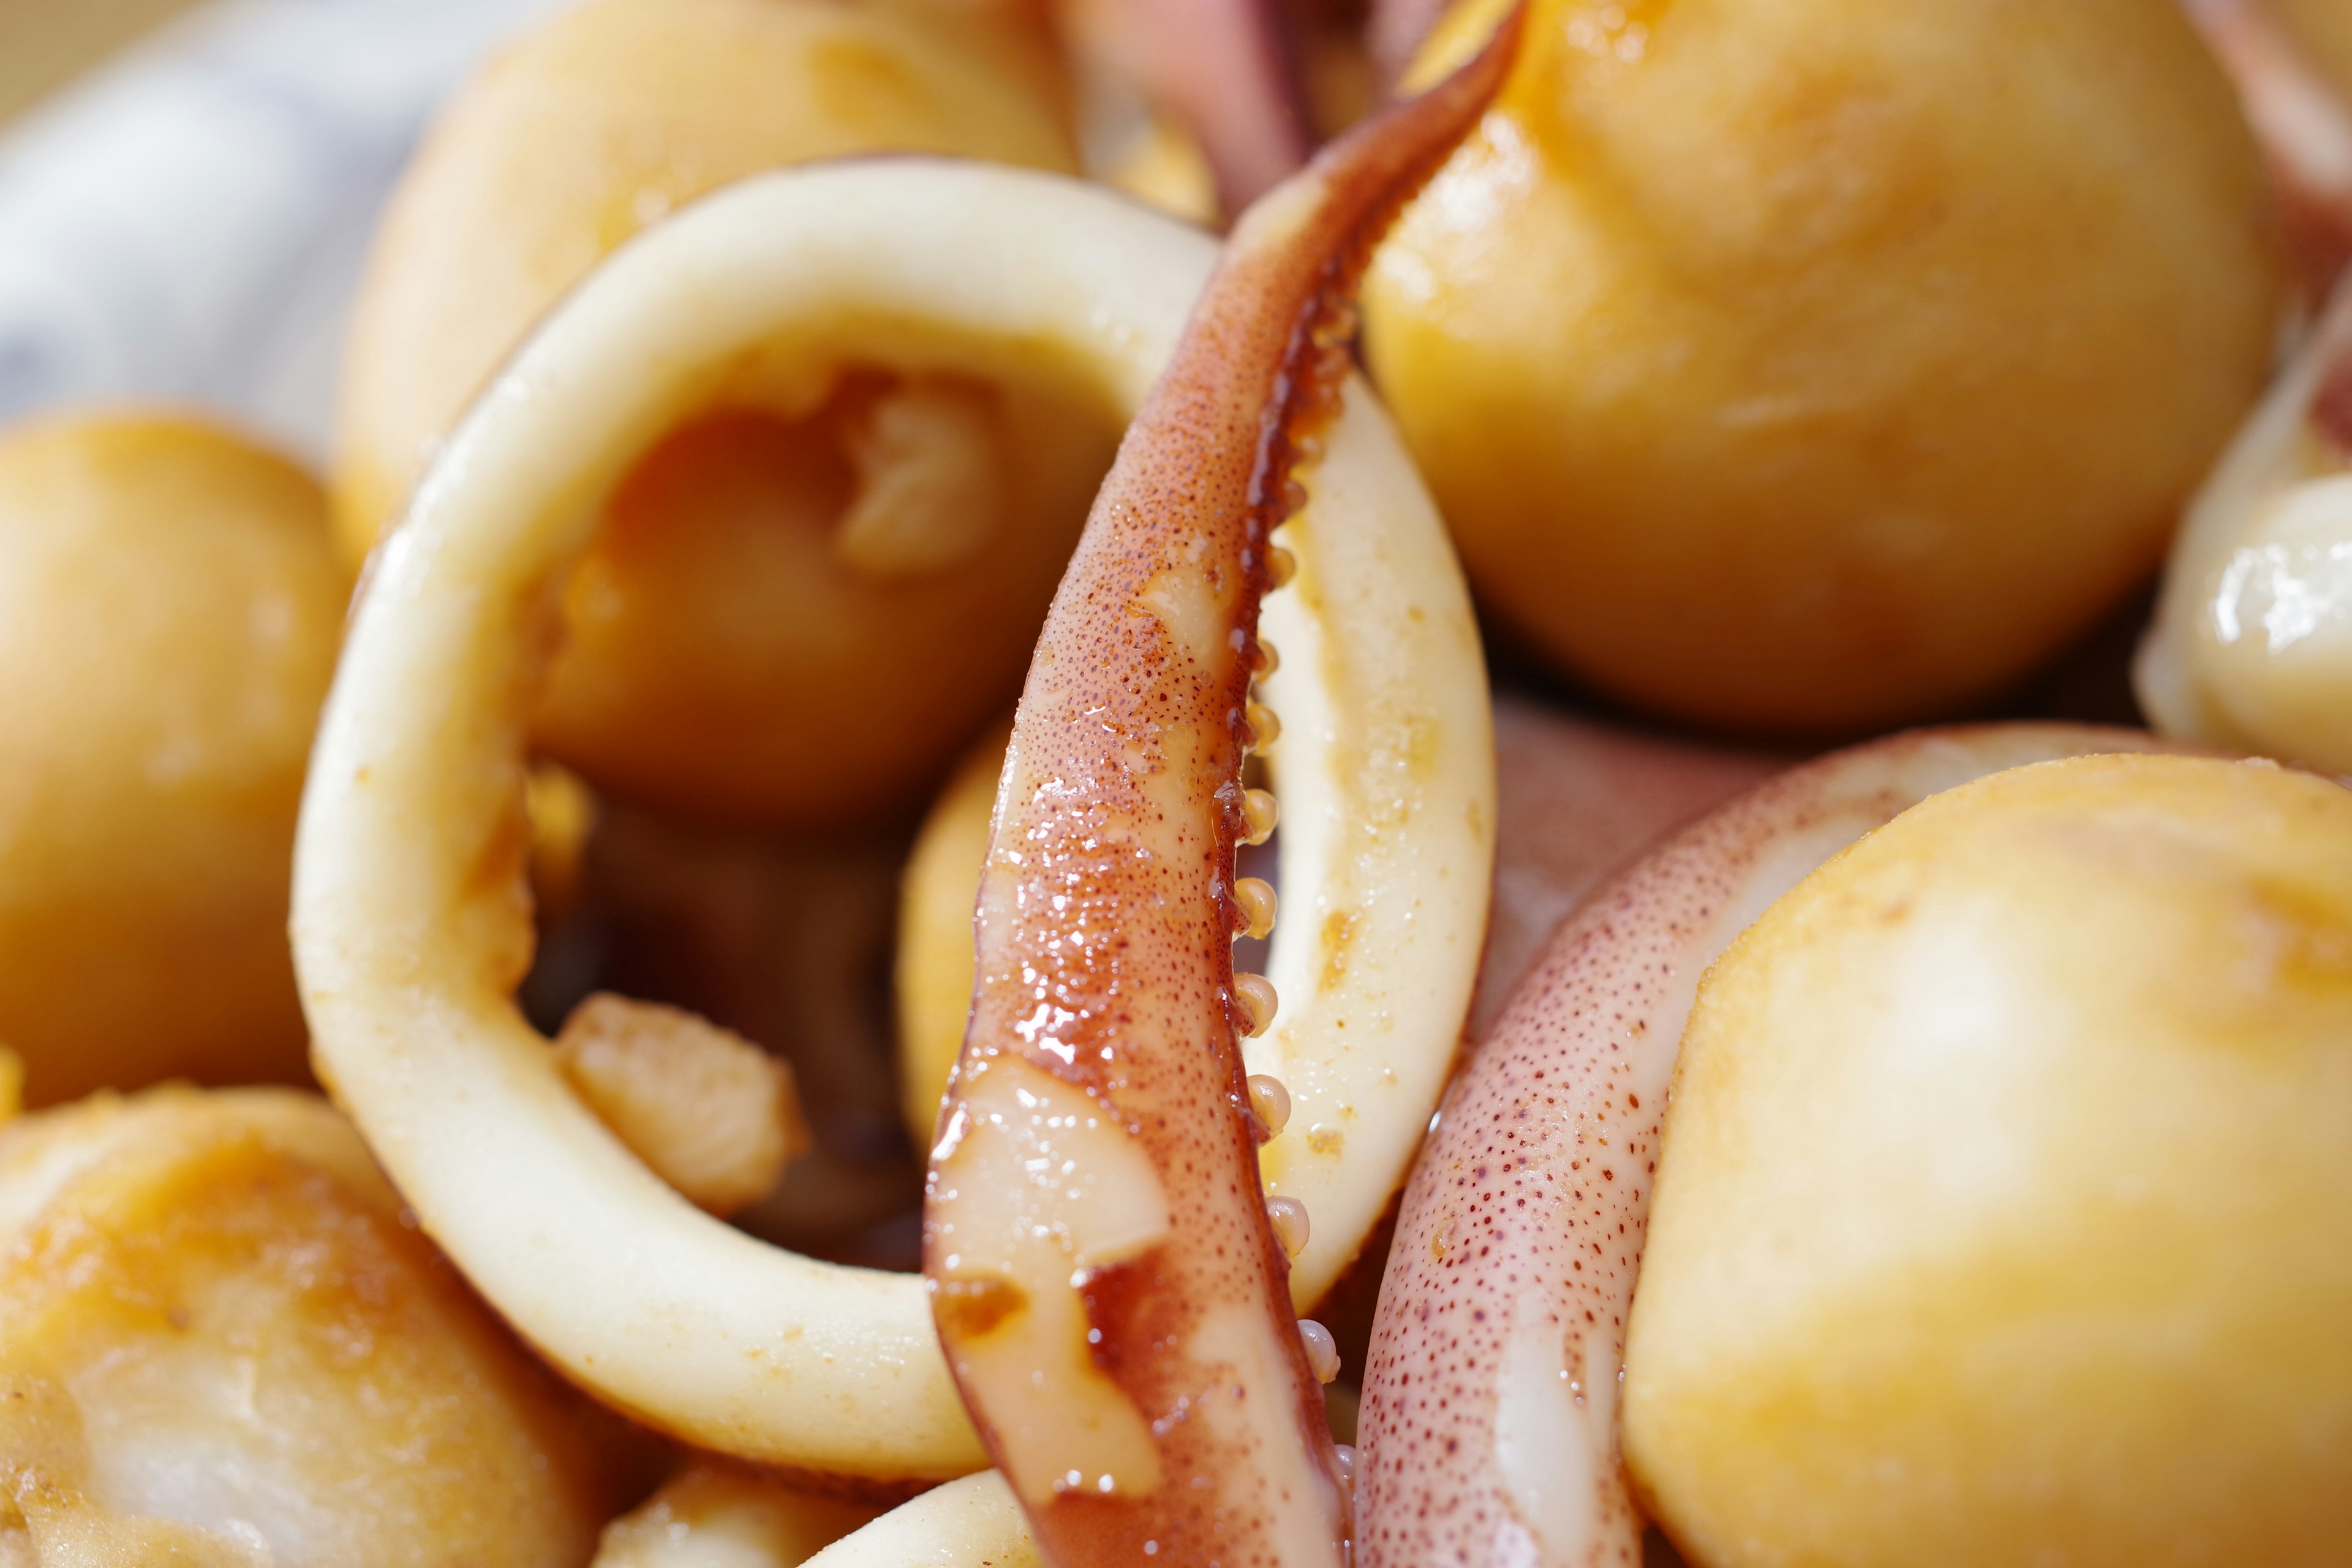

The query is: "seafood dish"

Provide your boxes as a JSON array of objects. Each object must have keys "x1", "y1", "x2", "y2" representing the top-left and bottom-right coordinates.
[{"x1": 0, "y1": 0, "x2": 2345, "y2": 1563}]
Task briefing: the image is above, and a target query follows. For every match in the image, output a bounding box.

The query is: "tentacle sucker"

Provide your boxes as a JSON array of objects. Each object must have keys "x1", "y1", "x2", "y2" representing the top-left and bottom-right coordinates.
[
  {"x1": 922, "y1": 17, "x2": 1522, "y2": 1566},
  {"x1": 1355, "y1": 723, "x2": 2189, "y2": 1568}
]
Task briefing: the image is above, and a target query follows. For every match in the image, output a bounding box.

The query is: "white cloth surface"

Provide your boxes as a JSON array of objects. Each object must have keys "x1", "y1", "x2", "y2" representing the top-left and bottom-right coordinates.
[{"x1": 0, "y1": 0, "x2": 571, "y2": 459}]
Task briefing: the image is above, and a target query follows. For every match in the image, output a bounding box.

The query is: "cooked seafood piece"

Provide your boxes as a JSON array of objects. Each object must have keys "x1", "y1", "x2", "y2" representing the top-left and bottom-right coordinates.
[
  {"x1": 0, "y1": 1086, "x2": 635, "y2": 1566},
  {"x1": 0, "y1": 414, "x2": 346, "y2": 1104},
  {"x1": 1626, "y1": 753, "x2": 2352, "y2": 1564},
  {"x1": 2280, "y1": 0, "x2": 2352, "y2": 94},
  {"x1": 296, "y1": 158, "x2": 1485, "y2": 1484},
  {"x1": 2179, "y1": 0, "x2": 2352, "y2": 289},
  {"x1": 592, "y1": 1463, "x2": 878, "y2": 1568},
  {"x1": 2138, "y1": 278, "x2": 2352, "y2": 771},
  {"x1": 1359, "y1": 724, "x2": 2199, "y2": 1567},
  {"x1": 1362, "y1": 0, "x2": 2282, "y2": 736},
  {"x1": 337, "y1": 0, "x2": 1093, "y2": 826},
  {"x1": 920, "y1": 21, "x2": 1517, "y2": 1565}
]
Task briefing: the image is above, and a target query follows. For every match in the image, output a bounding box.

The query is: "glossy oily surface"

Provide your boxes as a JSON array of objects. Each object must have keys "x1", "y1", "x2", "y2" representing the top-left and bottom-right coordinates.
[
  {"x1": 0, "y1": 415, "x2": 346, "y2": 1105},
  {"x1": 1364, "y1": 0, "x2": 2282, "y2": 735},
  {"x1": 2139, "y1": 279, "x2": 2352, "y2": 772},
  {"x1": 1624, "y1": 755, "x2": 2352, "y2": 1565},
  {"x1": 336, "y1": 0, "x2": 1085, "y2": 824},
  {"x1": 0, "y1": 1087, "x2": 630, "y2": 1566}
]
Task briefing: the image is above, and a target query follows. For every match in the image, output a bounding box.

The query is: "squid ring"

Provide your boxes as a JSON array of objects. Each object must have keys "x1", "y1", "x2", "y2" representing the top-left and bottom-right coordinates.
[{"x1": 292, "y1": 159, "x2": 1490, "y2": 1476}]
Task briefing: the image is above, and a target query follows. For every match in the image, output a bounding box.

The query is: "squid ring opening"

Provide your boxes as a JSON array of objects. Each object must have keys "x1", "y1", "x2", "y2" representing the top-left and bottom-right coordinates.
[{"x1": 292, "y1": 158, "x2": 1490, "y2": 1476}]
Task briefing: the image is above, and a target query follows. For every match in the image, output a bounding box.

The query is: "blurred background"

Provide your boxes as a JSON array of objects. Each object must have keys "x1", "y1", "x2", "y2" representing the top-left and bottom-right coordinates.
[
  {"x1": 0, "y1": 0, "x2": 202, "y2": 118},
  {"x1": 0, "y1": 0, "x2": 565, "y2": 457}
]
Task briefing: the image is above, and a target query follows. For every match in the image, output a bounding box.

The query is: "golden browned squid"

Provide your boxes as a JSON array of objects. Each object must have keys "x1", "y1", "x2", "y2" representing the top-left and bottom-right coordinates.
[
  {"x1": 1360, "y1": 0, "x2": 2280, "y2": 740},
  {"x1": 1355, "y1": 726, "x2": 2195, "y2": 1568},
  {"x1": 920, "y1": 17, "x2": 1520, "y2": 1566},
  {"x1": 0, "y1": 1087, "x2": 635, "y2": 1564},
  {"x1": 336, "y1": 0, "x2": 1091, "y2": 827}
]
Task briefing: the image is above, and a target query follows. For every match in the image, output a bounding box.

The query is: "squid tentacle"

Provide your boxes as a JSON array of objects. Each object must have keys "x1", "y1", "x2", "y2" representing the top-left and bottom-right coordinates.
[
  {"x1": 1355, "y1": 724, "x2": 2191, "y2": 1568},
  {"x1": 922, "y1": 15, "x2": 1523, "y2": 1567}
]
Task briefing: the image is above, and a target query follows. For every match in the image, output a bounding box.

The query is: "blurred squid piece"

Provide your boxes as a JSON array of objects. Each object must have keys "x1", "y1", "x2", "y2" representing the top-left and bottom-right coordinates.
[
  {"x1": 0, "y1": 1085, "x2": 641, "y2": 1565},
  {"x1": 2139, "y1": 279, "x2": 2352, "y2": 773},
  {"x1": 2178, "y1": 0, "x2": 2352, "y2": 292},
  {"x1": 2278, "y1": 0, "x2": 2352, "y2": 97},
  {"x1": 591, "y1": 1463, "x2": 880, "y2": 1568},
  {"x1": 0, "y1": 412, "x2": 347, "y2": 1104}
]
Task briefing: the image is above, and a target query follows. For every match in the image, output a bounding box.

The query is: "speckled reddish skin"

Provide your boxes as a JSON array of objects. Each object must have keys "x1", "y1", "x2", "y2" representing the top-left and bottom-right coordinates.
[
  {"x1": 1357, "y1": 725, "x2": 2182, "y2": 1568},
  {"x1": 922, "y1": 18, "x2": 1522, "y2": 1568}
]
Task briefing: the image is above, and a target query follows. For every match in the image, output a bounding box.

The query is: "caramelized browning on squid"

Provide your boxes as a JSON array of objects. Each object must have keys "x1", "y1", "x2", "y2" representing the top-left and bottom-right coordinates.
[
  {"x1": 1355, "y1": 725, "x2": 2182, "y2": 1568},
  {"x1": 922, "y1": 20, "x2": 1521, "y2": 1565}
]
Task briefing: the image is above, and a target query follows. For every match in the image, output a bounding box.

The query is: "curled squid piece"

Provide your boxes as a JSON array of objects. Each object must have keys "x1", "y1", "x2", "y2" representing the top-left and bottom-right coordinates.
[
  {"x1": 0, "y1": 1087, "x2": 635, "y2": 1566},
  {"x1": 337, "y1": 0, "x2": 1091, "y2": 825},
  {"x1": 2138, "y1": 281, "x2": 2352, "y2": 772},
  {"x1": 2179, "y1": 0, "x2": 2352, "y2": 290},
  {"x1": 1356, "y1": 724, "x2": 2194, "y2": 1568},
  {"x1": 294, "y1": 157, "x2": 1481, "y2": 1482},
  {"x1": 921, "y1": 23, "x2": 1518, "y2": 1567}
]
